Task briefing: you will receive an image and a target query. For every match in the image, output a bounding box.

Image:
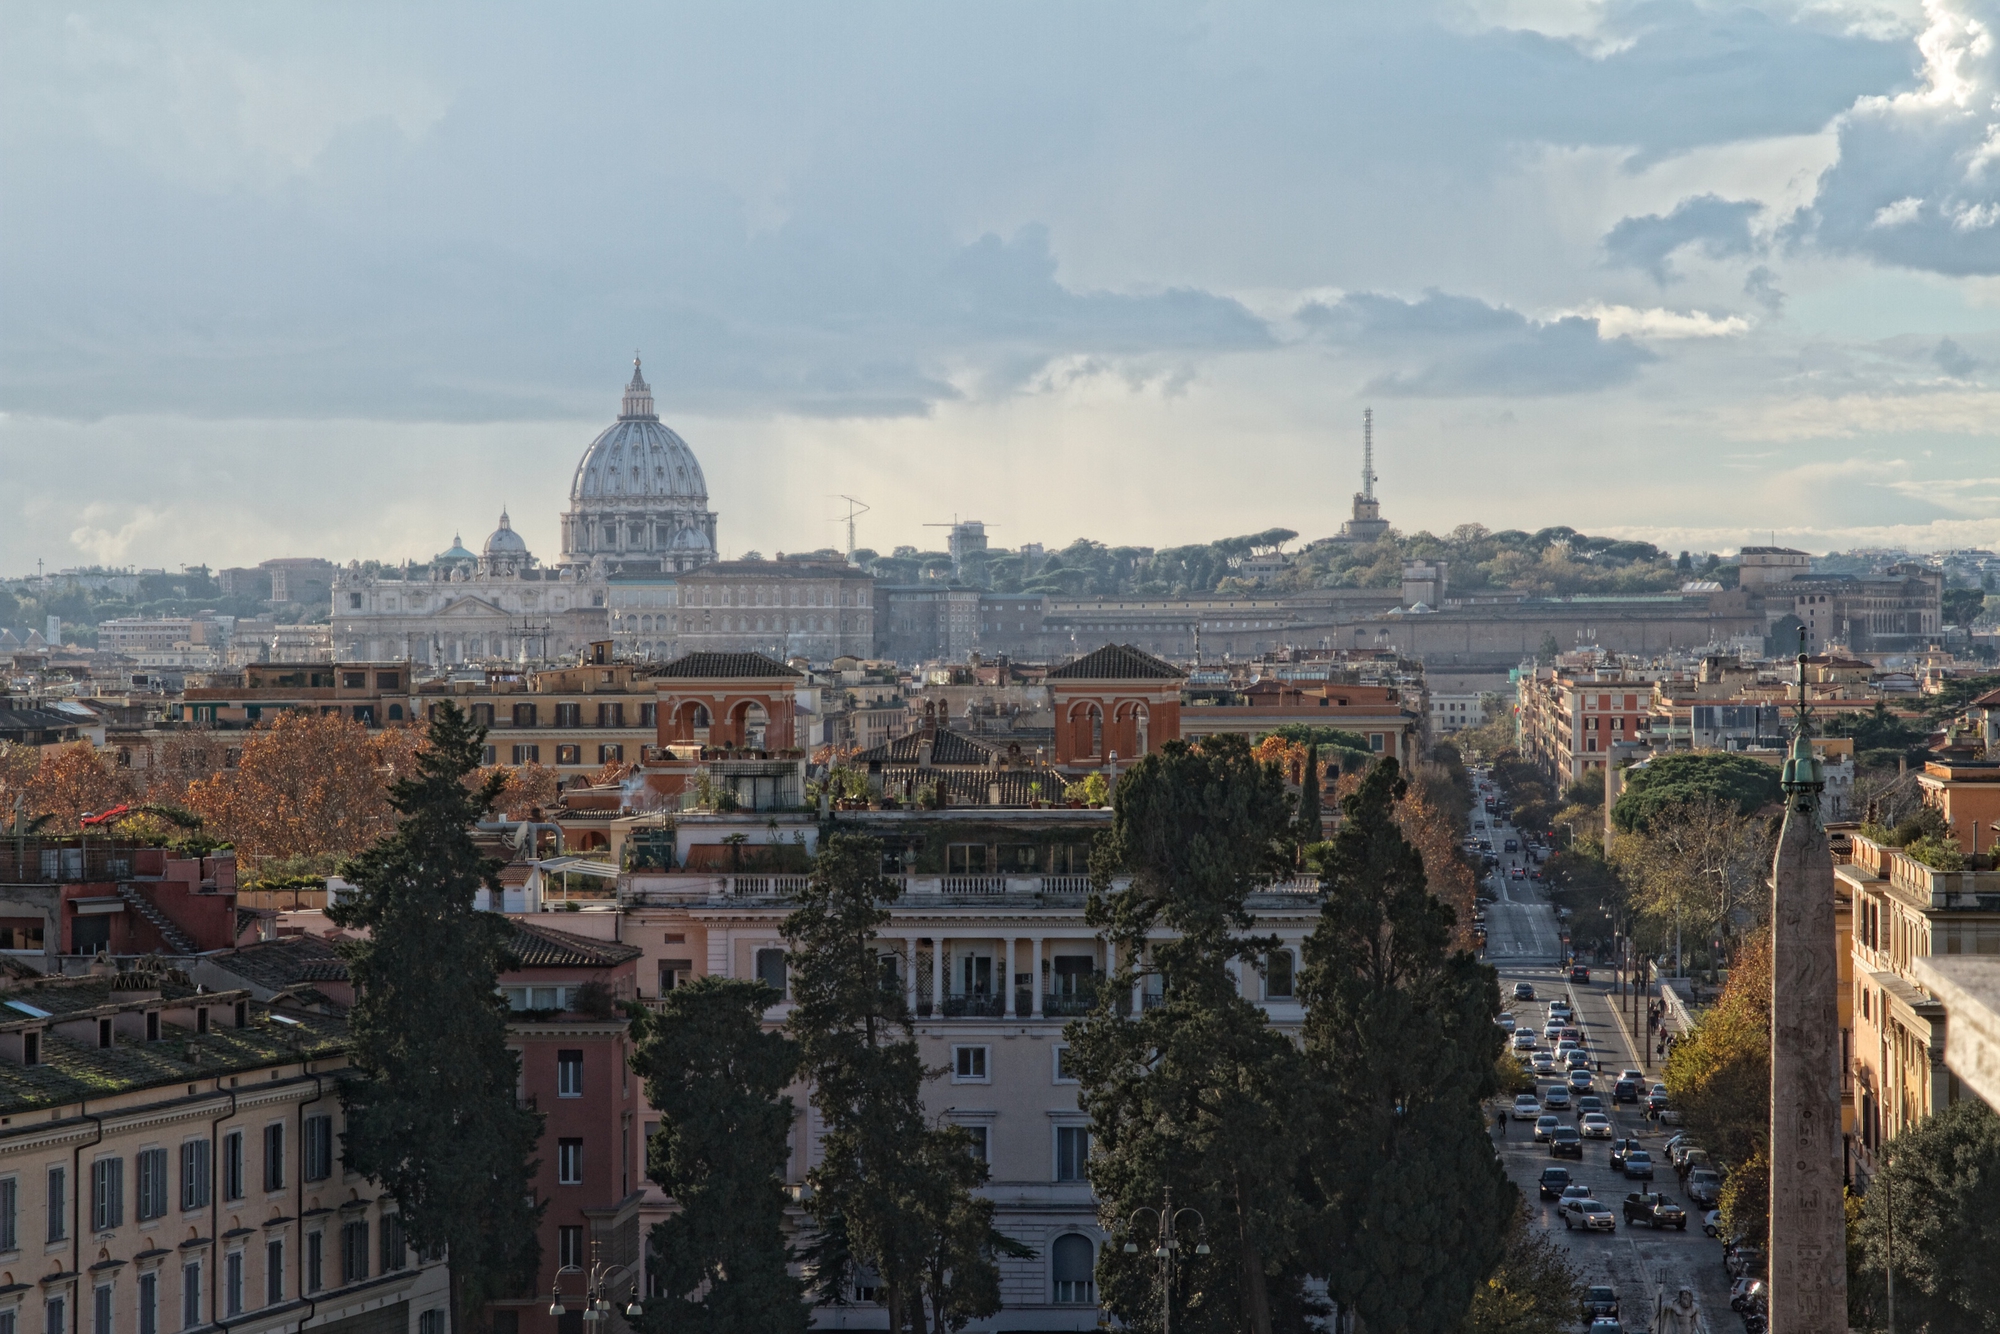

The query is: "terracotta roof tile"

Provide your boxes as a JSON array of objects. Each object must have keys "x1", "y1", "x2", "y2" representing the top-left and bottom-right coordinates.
[
  {"x1": 652, "y1": 652, "x2": 802, "y2": 680},
  {"x1": 1047, "y1": 643, "x2": 1184, "y2": 682},
  {"x1": 503, "y1": 919, "x2": 643, "y2": 968}
]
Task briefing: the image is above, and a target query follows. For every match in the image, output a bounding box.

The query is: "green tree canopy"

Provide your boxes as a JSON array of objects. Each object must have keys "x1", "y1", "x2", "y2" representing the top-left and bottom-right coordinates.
[
  {"x1": 1826, "y1": 702, "x2": 1930, "y2": 753},
  {"x1": 329, "y1": 702, "x2": 544, "y2": 1328},
  {"x1": 1303, "y1": 759, "x2": 1512, "y2": 1334},
  {"x1": 1661, "y1": 930, "x2": 1769, "y2": 1243},
  {"x1": 1610, "y1": 751, "x2": 1783, "y2": 831},
  {"x1": 630, "y1": 977, "x2": 807, "y2": 1334},
  {"x1": 1458, "y1": 1205, "x2": 1583, "y2": 1334},
  {"x1": 1850, "y1": 1099, "x2": 2000, "y2": 1334}
]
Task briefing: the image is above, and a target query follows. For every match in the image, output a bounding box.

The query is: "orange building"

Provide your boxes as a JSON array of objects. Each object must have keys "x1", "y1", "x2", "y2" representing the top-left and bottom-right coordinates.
[
  {"x1": 1916, "y1": 760, "x2": 2000, "y2": 861},
  {"x1": 652, "y1": 652, "x2": 804, "y2": 751},
  {"x1": 1045, "y1": 644, "x2": 1185, "y2": 772}
]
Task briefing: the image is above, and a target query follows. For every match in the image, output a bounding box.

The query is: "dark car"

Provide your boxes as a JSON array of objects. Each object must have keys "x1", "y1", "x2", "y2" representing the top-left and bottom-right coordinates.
[
  {"x1": 1576, "y1": 1095, "x2": 1604, "y2": 1117},
  {"x1": 1581, "y1": 1286, "x2": 1620, "y2": 1320},
  {"x1": 1538, "y1": 1166, "x2": 1572, "y2": 1200},
  {"x1": 1613, "y1": 1078, "x2": 1640, "y2": 1103},
  {"x1": 1549, "y1": 1126, "x2": 1583, "y2": 1158},
  {"x1": 1621, "y1": 1150, "x2": 1655, "y2": 1179},
  {"x1": 1513, "y1": 982, "x2": 1536, "y2": 1001},
  {"x1": 1570, "y1": 965, "x2": 1591, "y2": 983},
  {"x1": 1686, "y1": 1168, "x2": 1723, "y2": 1206},
  {"x1": 1623, "y1": 1192, "x2": 1688, "y2": 1230},
  {"x1": 1608, "y1": 1138, "x2": 1643, "y2": 1172},
  {"x1": 1647, "y1": 1086, "x2": 1671, "y2": 1114}
]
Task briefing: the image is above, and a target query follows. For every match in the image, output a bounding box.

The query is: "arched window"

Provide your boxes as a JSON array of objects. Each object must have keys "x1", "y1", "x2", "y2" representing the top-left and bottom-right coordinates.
[
  {"x1": 1052, "y1": 1234, "x2": 1095, "y2": 1304},
  {"x1": 387, "y1": 704, "x2": 404, "y2": 722}
]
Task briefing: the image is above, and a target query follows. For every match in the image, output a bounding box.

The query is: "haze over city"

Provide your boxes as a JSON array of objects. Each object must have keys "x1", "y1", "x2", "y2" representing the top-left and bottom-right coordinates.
[{"x1": 11, "y1": 2, "x2": 2000, "y2": 571}]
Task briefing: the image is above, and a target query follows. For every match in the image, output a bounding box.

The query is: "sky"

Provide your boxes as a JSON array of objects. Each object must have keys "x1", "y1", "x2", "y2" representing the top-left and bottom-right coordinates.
[{"x1": 8, "y1": 0, "x2": 2000, "y2": 572}]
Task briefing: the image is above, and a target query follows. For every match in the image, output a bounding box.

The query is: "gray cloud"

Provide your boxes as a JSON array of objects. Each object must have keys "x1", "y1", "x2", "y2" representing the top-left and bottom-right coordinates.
[
  {"x1": 1603, "y1": 195, "x2": 1761, "y2": 282},
  {"x1": 1300, "y1": 291, "x2": 1655, "y2": 397},
  {"x1": 1934, "y1": 337, "x2": 1980, "y2": 378}
]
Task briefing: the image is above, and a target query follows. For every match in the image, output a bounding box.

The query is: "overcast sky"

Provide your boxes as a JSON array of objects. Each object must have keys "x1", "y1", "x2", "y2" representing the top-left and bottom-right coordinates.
[{"x1": 8, "y1": 0, "x2": 2000, "y2": 573}]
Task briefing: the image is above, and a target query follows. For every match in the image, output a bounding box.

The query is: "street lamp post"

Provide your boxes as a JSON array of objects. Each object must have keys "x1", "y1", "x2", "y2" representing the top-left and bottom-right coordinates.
[
  {"x1": 548, "y1": 1259, "x2": 644, "y2": 1330},
  {"x1": 1121, "y1": 1186, "x2": 1211, "y2": 1334}
]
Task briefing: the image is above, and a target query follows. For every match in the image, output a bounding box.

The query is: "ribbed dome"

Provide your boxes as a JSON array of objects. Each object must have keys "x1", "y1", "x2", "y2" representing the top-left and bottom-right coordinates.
[
  {"x1": 483, "y1": 510, "x2": 530, "y2": 558},
  {"x1": 569, "y1": 359, "x2": 708, "y2": 507}
]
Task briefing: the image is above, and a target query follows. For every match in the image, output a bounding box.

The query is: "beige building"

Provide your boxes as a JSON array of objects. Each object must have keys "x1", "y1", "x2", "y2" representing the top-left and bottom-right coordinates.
[
  {"x1": 413, "y1": 646, "x2": 661, "y2": 779},
  {"x1": 0, "y1": 970, "x2": 447, "y2": 1334}
]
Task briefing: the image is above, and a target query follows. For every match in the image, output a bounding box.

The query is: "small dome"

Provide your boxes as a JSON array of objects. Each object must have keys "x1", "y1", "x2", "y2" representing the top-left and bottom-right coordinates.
[
  {"x1": 484, "y1": 510, "x2": 531, "y2": 558},
  {"x1": 435, "y1": 533, "x2": 476, "y2": 564},
  {"x1": 670, "y1": 526, "x2": 712, "y2": 550}
]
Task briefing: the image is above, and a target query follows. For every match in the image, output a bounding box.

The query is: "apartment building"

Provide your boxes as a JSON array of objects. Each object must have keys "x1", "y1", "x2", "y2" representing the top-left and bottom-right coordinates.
[
  {"x1": 413, "y1": 646, "x2": 660, "y2": 780},
  {"x1": 181, "y1": 665, "x2": 416, "y2": 730},
  {"x1": 1516, "y1": 662, "x2": 1663, "y2": 782},
  {"x1": 0, "y1": 971, "x2": 446, "y2": 1334}
]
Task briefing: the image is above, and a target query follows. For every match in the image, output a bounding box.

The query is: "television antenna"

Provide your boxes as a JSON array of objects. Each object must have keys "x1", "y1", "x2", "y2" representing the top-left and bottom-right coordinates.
[{"x1": 831, "y1": 496, "x2": 870, "y2": 563}]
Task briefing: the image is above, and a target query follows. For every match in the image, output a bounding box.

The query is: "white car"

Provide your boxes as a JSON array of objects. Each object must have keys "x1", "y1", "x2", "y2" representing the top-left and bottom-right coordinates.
[
  {"x1": 1498, "y1": 1013, "x2": 1516, "y2": 1033},
  {"x1": 1534, "y1": 1114, "x2": 1560, "y2": 1142},
  {"x1": 1580, "y1": 1112, "x2": 1613, "y2": 1139},
  {"x1": 1560, "y1": 1198, "x2": 1617, "y2": 1232},
  {"x1": 1512, "y1": 1031, "x2": 1538, "y2": 1052},
  {"x1": 1531, "y1": 1052, "x2": 1558, "y2": 1074},
  {"x1": 1513, "y1": 1094, "x2": 1542, "y2": 1120}
]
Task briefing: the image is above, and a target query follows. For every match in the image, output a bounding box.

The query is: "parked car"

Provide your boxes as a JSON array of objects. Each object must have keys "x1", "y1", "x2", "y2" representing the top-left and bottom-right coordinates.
[
  {"x1": 1621, "y1": 1150, "x2": 1655, "y2": 1180},
  {"x1": 1613, "y1": 1077, "x2": 1640, "y2": 1103},
  {"x1": 1535, "y1": 1114, "x2": 1560, "y2": 1142},
  {"x1": 1677, "y1": 1148, "x2": 1714, "y2": 1180},
  {"x1": 1686, "y1": 1168, "x2": 1723, "y2": 1206},
  {"x1": 1647, "y1": 1085, "x2": 1671, "y2": 1113},
  {"x1": 1702, "y1": 1209, "x2": 1723, "y2": 1238},
  {"x1": 1730, "y1": 1278, "x2": 1767, "y2": 1313},
  {"x1": 1544, "y1": 1086, "x2": 1571, "y2": 1110},
  {"x1": 1580, "y1": 1112, "x2": 1613, "y2": 1139},
  {"x1": 1582, "y1": 1286, "x2": 1621, "y2": 1320},
  {"x1": 1513, "y1": 1094, "x2": 1542, "y2": 1120},
  {"x1": 1538, "y1": 1166, "x2": 1572, "y2": 1199},
  {"x1": 1588, "y1": 1320, "x2": 1621, "y2": 1334},
  {"x1": 1725, "y1": 1244, "x2": 1765, "y2": 1280},
  {"x1": 1608, "y1": 1138, "x2": 1643, "y2": 1171},
  {"x1": 1549, "y1": 1126, "x2": 1583, "y2": 1158},
  {"x1": 1622, "y1": 1192, "x2": 1688, "y2": 1230},
  {"x1": 1513, "y1": 982, "x2": 1536, "y2": 1000},
  {"x1": 1560, "y1": 1197, "x2": 1617, "y2": 1232}
]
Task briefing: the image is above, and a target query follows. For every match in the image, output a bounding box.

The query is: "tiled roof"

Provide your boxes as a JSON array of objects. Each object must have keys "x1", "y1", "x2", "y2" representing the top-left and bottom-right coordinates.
[
  {"x1": 1047, "y1": 643, "x2": 1184, "y2": 682},
  {"x1": 873, "y1": 767, "x2": 1067, "y2": 807},
  {"x1": 652, "y1": 652, "x2": 802, "y2": 680},
  {"x1": 0, "y1": 977, "x2": 347, "y2": 1115},
  {"x1": 851, "y1": 728, "x2": 1005, "y2": 767},
  {"x1": 211, "y1": 936, "x2": 349, "y2": 993},
  {"x1": 503, "y1": 919, "x2": 643, "y2": 968}
]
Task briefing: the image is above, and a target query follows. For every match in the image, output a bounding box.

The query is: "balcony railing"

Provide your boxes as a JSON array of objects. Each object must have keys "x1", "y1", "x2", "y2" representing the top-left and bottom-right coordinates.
[
  {"x1": 728, "y1": 875, "x2": 812, "y2": 897},
  {"x1": 941, "y1": 992, "x2": 1006, "y2": 1018}
]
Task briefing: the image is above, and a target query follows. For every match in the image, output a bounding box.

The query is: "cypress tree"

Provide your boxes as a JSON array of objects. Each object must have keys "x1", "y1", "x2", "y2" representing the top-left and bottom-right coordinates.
[
  {"x1": 1068, "y1": 735, "x2": 1319, "y2": 1334},
  {"x1": 629, "y1": 977, "x2": 807, "y2": 1334},
  {"x1": 330, "y1": 702, "x2": 544, "y2": 1331},
  {"x1": 1296, "y1": 743, "x2": 1323, "y2": 858},
  {"x1": 1301, "y1": 758, "x2": 1511, "y2": 1334}
]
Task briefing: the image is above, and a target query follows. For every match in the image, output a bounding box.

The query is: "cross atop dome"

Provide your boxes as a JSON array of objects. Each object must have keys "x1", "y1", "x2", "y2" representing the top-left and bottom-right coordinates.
[{"x1": 620, "y1": 356, "x2": 656, "y2": 420}]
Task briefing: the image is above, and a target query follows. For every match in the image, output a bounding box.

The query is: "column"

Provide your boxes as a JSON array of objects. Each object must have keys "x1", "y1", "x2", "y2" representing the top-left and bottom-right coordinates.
[
  {"x1": 1006, "y1": 937, "x2": 1020, "y2": 1017},
  {"x1": 1030, "y1": 937, "x2": 1045, "y2": 1018},
  {"x1": 932, "y1": 936, "x2": 946, "y2": 1014},
  {"x1": 906, "y1": 937, "x2": 919, "y2": 1015},
  {"x1": 1132, "y1": 936, "x2": 1145, "y2": 1014}
]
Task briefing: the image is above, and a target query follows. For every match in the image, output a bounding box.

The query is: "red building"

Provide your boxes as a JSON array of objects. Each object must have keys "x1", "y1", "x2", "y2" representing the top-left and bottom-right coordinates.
[
  {"x1": 0, "y1": 840, "x2": 257, "y2": 959},
  {"x1": 651, "y1": 652, "x2": 803, "y2": 751},
  {"x1": 1045, "y1": 643, "x2": 1185, "y2": 772}
]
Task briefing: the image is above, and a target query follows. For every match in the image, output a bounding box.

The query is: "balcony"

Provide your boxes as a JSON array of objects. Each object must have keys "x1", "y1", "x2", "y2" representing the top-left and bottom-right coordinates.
[{"x1": 940, "y1": 992, "x2": 1006, "y2": 1018}]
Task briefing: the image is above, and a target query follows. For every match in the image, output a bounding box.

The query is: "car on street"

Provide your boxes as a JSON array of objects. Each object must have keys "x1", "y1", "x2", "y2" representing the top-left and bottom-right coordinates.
[
  {"x1": 1608, "y1": 1138, "x2": 1642, "y2": 1171},
  {"x1": 1571, "y1": 965, "x2": 1591, "y2": 983},
  {"x1": 1568, "y1": 1069, "x2": 1594, "y2": 1094},
  {"x1": 1613, "y1": 1077, "x2": 1640, "y2": 1103},
  {"x1": 1677, "y1": 1148, "x2": 1714, "y2": 1180},
  {"x1": 1512, "y1": 1094, "x2": 1541, "y2": 1120},
  {"x1": 1580, "y1": 1112, "x2": 1612, "y2": 1139},
  {"x1": 1559, "y1": 1197, "x2": 1616, "y2": 1232},
  {"x1": 1513, "y1": 982, "x2": 1536, "y2": 1000},
  {"x1": 1534, "y1": 1114, "x2": 1560, "y2": 1142},
  {"x1": 1566, "y1": 1051, "x2": 1592, "y2": 1073},
  {"x1": 1531, "y1": 1052, "x2": 1557, "y2": 1074},
  {"x1": 1549, "y1": 1126, "x2": 1583, "y2": 1157},
  {"x1": 1582, "y1": 1286, "x2": 1620, "y2": 1320},
  {"x1": 1511, "y1": 866, "x2": 1527, "y2": 880},
  {"x1": 1498, "y1": 1013, "x2": 1515, "y2": 1032},
  {"x1": 1560, "y1": 1184, "x2": 1592, "y2": 1204},
  {"x1": 1537, "y1": 1166, "x2": 1572, "y2": 1199},
  {"x1": 1623, "y1": 1192, "x2": 1688, "y2": 1230},
  {"x1": 1543, "y1": 1086, "x2": 1570, "y2": 1110},
  {"x1": 1621, "y1": 1150, "x2": 1655, "y2": 1179},
  {"x1": 1725, "y1": 1243, "x2": 1765, "y2": 1280},
  {"x1": 1512, "y1": 1031, "x2": 1538, "y2": 1052},
  {"x1": 1588, "y1": 1319, "x2": 1622, "y2": 1334},
  {"x1": 1647, "y1": 1085, "x2": 1671, "y2": 1113},
  {"x1": 1686, "y1": 1167, "x2": 1723, "y2": 1206},
  {"x1": 1549, "y1": 1000, "x2": 1573, "y2": 1020},
  {"x1": 1576, "y1": 1095, "x2": 1603, "y2": 1116}
]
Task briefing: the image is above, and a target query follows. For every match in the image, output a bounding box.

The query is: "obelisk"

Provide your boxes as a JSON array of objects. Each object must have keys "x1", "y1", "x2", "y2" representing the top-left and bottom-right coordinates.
[{"x1": 1767, "y1": 632, "x2": 1846, "y2": 1334}]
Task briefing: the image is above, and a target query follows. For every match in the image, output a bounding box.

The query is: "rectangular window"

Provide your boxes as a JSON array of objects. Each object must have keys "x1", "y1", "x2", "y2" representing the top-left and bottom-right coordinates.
[
  {"x1": 638, "y1": 704, "x2": 656, "y2": 727},
  {"x1": 754, "y1": 948, "x2": 787, "y2": 997},
  {"x1": 303, "y1": 1117, "x2": 333, "y2": 1183},
  {"x1": 45, "y1": 1297, "x2": 63, "y2": 1334},
  {"x1": 306, "y1": 1235, "x2": 322, "y2": 1294},
  {"x1": 91, "y1": 1287, "x2": 109, "y2": 1334},
  {"x1": 0, "y1": 1177, "x2": 15, "y2": 1252},
  {"x1": 511, "y1": 744, "x2": 540, "y2": 764},
  {"x1": 1053, "y1": 1046, "x2": 1078, "y2": 1085},
  {"x1": 380, "y1": 1214, "x2": 405, "y2": 1273},
  {"x1": 90, "y1": 1158, "x2": 123, "y2": 1233},
  {"x1": 556, "y1": 1050, "x2": 584, "y2": 1098},
  {"x1": 136, "y1": 1148, "x2": 169, "y2": 1221},
  {"x1": 1055, "y1": 1126, "x2": 1090, "y2": 1182},
  {"x1": 557, "y1": 1139, "x2": 583, "y2": 1186},
  {"x1": 263, "y1": 1125, "x2": 284, "y2": 1192},
  {"x1": 181, "y1": 1262, "x2": 200, "y2": 1329},
  {"x1": 180, "y1": 1143, "x2": 210, "y2": 1212},
  {"x1": 597, "y1": 743, "x2": 624, "y2": 764},
  {"x1": 418, "y1": 1313, "x2": 446, "y2": 1334},
  {"x1": 340, "y1": 1221, "x2": 369, "y2": 1284},
  {"x1": 555, "y1": 703, "x2": 581, "y2": 728},
  {"x1": 961, "y1": 1126, "x2": 988, "y2": 1163},
  {"x1": 266, "y1": 1240, "x2": 284, "y2": 1306},
  {"x1": 952, "y1": 1046, "x2": 988, "y2": 1082},
  {"x1": 221, "y1": 1132, "x2": 243, "y2": 1201},
  {"x1": 1265, "y1": 950, "x2": 1296, "y2": 1000},
  {"x1": 596, "y1": 703, "x2": 624, "y2": 729},
  {"x1": 225, "y1": 1250, "x2": 243, "y2": 1316},
  {"x1": 138, "y1": 1272, "x2": 156, "y2": 1334},
  {"x1": 1368, "y1": 733, "x2": 1385, "y2": 752},
  {"x1": 558, "y1": 1225, "x2": 584, "y2": 1271},
  {"x1": 554, "y1": 744, "x2": 581, "y2": 766},
  {"x1": 945, "y1": 844, "x2": 989, "y2": 874},
  {"x1": 512, "y1": 703, "x2": 537, "y2": 727}
]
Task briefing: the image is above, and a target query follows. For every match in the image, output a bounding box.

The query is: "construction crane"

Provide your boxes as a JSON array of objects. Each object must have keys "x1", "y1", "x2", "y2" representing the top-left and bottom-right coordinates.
[{"x1": 831, "y1": 495, "x2": 871, "y2": 563}]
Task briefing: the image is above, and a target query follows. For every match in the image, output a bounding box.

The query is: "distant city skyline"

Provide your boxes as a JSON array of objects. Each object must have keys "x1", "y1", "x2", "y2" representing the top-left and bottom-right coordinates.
[{"x1": 8, "y1": 3, "x2": 2000, "y2": 572}]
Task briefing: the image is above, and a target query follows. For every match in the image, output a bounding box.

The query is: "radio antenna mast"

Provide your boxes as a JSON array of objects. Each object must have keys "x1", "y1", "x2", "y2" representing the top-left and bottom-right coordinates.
[
  {"x1": 831, "y1": 495, "x2": 871, "y2": 563},
  {"x1": 1362, "y1": 408, "x2": 1377, "y2": 501}
]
